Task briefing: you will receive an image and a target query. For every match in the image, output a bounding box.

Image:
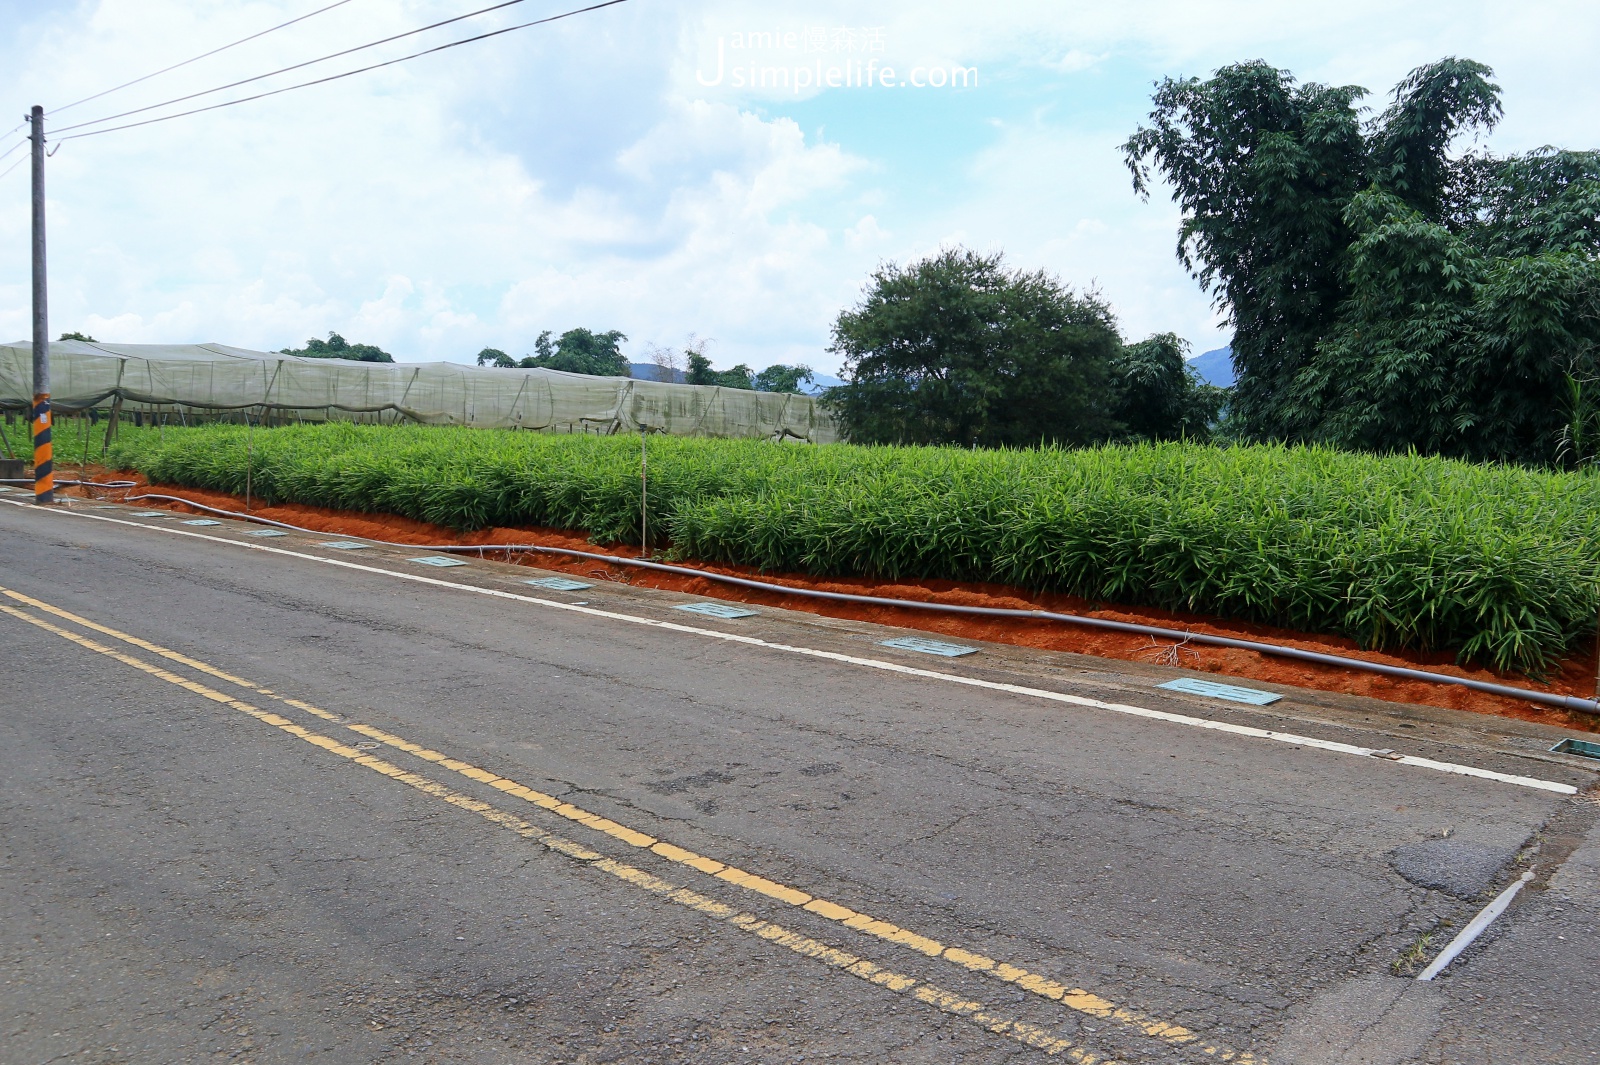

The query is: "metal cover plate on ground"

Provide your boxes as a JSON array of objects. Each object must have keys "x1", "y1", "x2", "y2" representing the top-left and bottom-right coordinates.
[
  {"x1": 525, "y1": 577, "x2": 592, "y2": 591},
  {"x1": 182, "y1": 519, "x2": 222, "y2": 526},
  {"x1": 675, "y1": 602, "x2": 758, "y2": 619},
  {"x1": 131, "y1": 511, "x2": 165, "y2": 517},
  {"x1": 0, "y1": 486, "x2": 13, "y2": 493},
  {"x1": 249, "y1": 529, "x2": 288, "y2": 537},
  {"x1": 1159, "y1": 677, "x2": 1282, "y2": 705},
  {"x1": 318, "y1": 541, "x2": 370, "y2": 550},
  {"x1": 1551, "y1": 737, "x2": 1600, "y2": 760},
  {"x1": 880, "y1": 636, "x2": 977, "y2": 657},
  {"x1": 409, "y1": 555, "x2": 467, "y2": 568}
]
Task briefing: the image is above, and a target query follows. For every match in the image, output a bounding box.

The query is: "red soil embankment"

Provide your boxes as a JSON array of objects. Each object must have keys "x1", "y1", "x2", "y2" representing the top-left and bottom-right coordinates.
[{"x1": 77, "y1": 471, "x2": 1600, "y2": 734}]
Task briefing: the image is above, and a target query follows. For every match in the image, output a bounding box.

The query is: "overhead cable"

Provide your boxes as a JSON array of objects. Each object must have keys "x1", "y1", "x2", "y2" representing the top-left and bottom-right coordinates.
[
  {"x1": 52, "y1": 0, "x2": 360, "y2": 116},
  {"x1": 56, "y1": 0, "x2": 631, "y2": 142},
  {"x1": 53, "y1": 0, "x2": 558, "y2": 135}
]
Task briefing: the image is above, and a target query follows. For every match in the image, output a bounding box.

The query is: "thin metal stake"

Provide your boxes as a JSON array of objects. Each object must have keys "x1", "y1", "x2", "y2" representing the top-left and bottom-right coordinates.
[
  {"x1": 79, "y1": 410, "x2": 90, "y2": 483},
  {"x1": 640, "y1": 426, "x2": 648, "y2": 558},
  {"x1": 245, "y1": 408, "x2": 254, "y2": 512}
]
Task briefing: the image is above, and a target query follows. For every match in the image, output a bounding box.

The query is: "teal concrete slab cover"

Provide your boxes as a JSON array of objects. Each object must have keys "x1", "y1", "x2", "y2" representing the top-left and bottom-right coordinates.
[
  {"x1": 131, "y1": 511, "x2": 165, "y2": 517},
  {"x1": 1159, "y1": 677, "x2": 1282, "y2": 705},
  {"x1": 409, "y1": 555, "x2": 467, "y2": 568},
  {"x1": 318, "y1": 541, "x2": 370, "y2": 550},
  {"x1": 0, "y1": 486, "x2": 13, "y2": 493},
  {"x1": 675, "y1": 602, "x2": 758, "y2": 619},
  {"x1": 181, "y1": 519, "x2": 222, "y2": 526},
  {"x1": 880, "y1": 636, "x2": 977, "y2": 657},
  {"x1": 1551, "y1": 737, "x2": 1600, "y2": 760},
  {"x1": 249, "y1": 529, "x2": 288, "y2": 537},
  {"x1": 525, "y1": 577, "x2": 592, "y2": 591}
]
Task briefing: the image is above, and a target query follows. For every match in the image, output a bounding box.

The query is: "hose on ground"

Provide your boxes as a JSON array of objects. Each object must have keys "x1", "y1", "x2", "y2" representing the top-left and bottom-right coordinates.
[
  {"x1": 2, "y1": 478, "x2": 139, "y2": 488},
  {"x1": 53, "y1": 487, "x2": 1594, "y2": 719}
]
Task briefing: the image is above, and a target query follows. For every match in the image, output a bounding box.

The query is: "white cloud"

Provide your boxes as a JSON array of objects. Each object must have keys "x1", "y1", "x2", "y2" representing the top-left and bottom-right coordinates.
[
  {"x1": 844, "y1": 214, "x2": 888, "y2": 250},
  {"x1": 0, "y1": 0, "x2": 1592, "y2": 375},
  {"x1": 1047, "y1": 50, "x2": 1109, "y2": 74}
]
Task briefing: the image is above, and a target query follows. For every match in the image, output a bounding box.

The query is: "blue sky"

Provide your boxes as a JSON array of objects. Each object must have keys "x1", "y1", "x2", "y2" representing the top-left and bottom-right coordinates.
[{"x1": 0, "y1": 0, "x2": 1596, "y2": 374}]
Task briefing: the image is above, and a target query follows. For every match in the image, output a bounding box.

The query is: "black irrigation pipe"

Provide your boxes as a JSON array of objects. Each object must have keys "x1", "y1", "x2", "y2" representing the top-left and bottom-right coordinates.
[
  {"x1": 26, "y1": 482, "x2": 1589, "y2": 718},
  {"x1": 2, "y1": 478, "x2": 139, "y2": 488}
]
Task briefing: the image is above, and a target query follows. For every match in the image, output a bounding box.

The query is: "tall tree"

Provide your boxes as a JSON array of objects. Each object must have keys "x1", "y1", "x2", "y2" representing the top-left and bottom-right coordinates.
[
  {"x1": 753, "y1": 364, "x2": 815, "y2": 394},
  {"x1": 281, "y1": 331, "x2": 394, "y2": 363},
  {"x1": 822, "y1": 248, "x2": 1123, "y2": 447},
  {"x1": 1307, "y1": 182, "x2": 1600, "y2": 462},
  {"x1": 1110, "y1": 334, "x2": 1228, "y2": 443},
  {"x1": 516, "y1": 328, "x2": 630, "y2": 377},
  {"x1": 1122, "y1": 58, "x2": 1508, "y2": 444},
  {"x1": 685, "y1": 350, "x2": 755, "y2": 389}
]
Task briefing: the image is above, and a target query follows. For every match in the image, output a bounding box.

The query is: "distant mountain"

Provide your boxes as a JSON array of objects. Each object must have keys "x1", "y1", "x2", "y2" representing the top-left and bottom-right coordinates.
[
  {"x1": 628, "y1": 362, "x2": 846, "y2": 396},
  {"x1": 629, "y1": 362, "x2": 684, "y2": 383},
  {"x1": 1188, "y1": 345, "x2": 1235, "y2": 388},
  {"x1": 802, "y1": 372, "x2": 844, "y2": 396}
]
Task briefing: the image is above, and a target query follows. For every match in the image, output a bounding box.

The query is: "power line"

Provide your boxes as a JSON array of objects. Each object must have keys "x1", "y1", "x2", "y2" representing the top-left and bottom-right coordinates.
[
  {"x1": 52, "y1": 0, "x2": 360, "y2": 116},
  {"x1": 0, "y1": 151, "x2": 28, "y2": 182},
  {"x1": 54, "y1": 0, "x2": 542, "y2": 136},
  {"x1": 57, "y1": 0, "x2": 632, "y2": 143},
  {"x1": 0, "y1": 137, "x2": 26, "y2": 164}
]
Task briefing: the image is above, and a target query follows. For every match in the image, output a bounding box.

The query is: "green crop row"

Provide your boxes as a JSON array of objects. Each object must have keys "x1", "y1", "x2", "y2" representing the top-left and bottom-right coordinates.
[{"x1": 104, "y1": 422, "x2": 1600, "y2": 676}]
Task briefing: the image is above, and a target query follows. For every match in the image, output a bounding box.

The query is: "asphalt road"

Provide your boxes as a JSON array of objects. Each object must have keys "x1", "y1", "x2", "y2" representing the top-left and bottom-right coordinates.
[{"x1": 2, "y1": 493, "x2": 1597, "y2": 1065}]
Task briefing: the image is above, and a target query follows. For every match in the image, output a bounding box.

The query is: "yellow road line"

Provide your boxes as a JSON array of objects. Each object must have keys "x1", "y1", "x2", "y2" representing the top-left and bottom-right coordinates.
[
  {"x1": 0, "y1": 600, "x2": 1103, "y2": 1062},
  {"x1": 0, "y1": 583, "x2": 1255, "y2": 1063}
]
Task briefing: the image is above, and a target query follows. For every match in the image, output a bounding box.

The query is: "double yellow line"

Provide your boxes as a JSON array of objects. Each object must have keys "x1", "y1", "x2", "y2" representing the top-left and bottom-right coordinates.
[{"x1": 0, "y1": 583, "x2": 1259, "y2": 1064}]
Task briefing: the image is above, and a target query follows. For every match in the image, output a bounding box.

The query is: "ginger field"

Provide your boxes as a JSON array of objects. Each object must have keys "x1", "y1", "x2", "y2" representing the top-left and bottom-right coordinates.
[{"x1": 105, "y1": 422, "x2": 1600, "y2": 675}]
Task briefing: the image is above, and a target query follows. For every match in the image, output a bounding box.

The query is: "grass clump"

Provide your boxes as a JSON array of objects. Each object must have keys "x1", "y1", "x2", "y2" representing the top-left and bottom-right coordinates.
[{"x1": 106, "y1": 422, "x2": 1600, "y2": 676}]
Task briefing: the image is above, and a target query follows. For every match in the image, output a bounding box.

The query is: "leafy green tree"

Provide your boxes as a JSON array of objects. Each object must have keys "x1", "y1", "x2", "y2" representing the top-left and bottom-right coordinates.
[
  {"x1": 683, "y1": 348, "x2": 756, "y2": 389},
  {"x1": 685, "y1": 349, "x2": 717, "y2": 385},
  {"x1": 718, "y1": 364, "x2": 755, "y2": 389},
  {"x1": 59, "y1": 331, "x2": 97, "y2": 342},
  {"x1": 517, "y1": 328, "x2": 629, "y2": 376},
  {"x1": 821, "y1": 248, "x2": 1123, "y2": 447},
  {"x1": 1304, "y1": 186, "x2": 1600, "y2": 462},
  {"x1": 1128, "y1": 56, "x2": 1600, "y2": 463},
  {"x1": 476, "y1": 347, "x2": 513, "y2": 367},
  {"x1": 1122, "y1": 58, "x2": 1503, "y2": 443},
  {"x1": 281, "y1": 331, "x2": 394, "y2": 363},
  {"x1": 1367, "y1": 61, "x2": 1502, "y2": 217},
  {"x1": 1450, "y1": 150, "x2": 1600, "y2": 258},
  {"x1": 753, "y1": 364, "x2": 816, "y2": 394},
  {"x1": 1110, "y1": 334, "x2": 1228, "y2": 442}
]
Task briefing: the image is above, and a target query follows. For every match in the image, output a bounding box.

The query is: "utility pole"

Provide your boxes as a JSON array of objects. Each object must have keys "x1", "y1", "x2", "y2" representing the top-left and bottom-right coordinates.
[{"x1": 29, "y1": 105, "x2": 52, "y2": 505}]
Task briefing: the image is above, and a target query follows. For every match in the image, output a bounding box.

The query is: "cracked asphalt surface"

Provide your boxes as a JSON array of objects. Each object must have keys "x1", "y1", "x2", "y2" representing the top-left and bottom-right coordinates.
[{"x1": 2, "y1": 495, "x2": 1598, "y2": 1064}]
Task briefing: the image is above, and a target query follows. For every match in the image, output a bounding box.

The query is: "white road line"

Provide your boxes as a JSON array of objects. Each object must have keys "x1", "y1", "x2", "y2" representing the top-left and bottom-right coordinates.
[
  {"x1": 1417, "y1": 867, "x2": 1536, "y2": 980},
  {"x1": 7, "y1": 499, "x2": 1582, "y2": 796}
]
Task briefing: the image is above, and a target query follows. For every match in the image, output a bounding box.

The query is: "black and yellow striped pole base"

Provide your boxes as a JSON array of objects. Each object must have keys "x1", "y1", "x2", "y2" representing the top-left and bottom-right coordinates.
[{"x1": 32, "y1": 393, "x2": 52, "y2": 504}]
